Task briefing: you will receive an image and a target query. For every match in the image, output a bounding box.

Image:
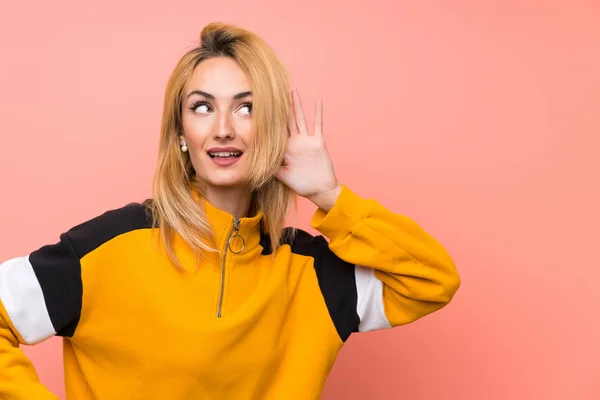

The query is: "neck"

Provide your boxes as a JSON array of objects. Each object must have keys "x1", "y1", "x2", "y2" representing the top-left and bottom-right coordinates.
[{"x1": 204, "y1": 185, "x2": 253, "y2": 219}]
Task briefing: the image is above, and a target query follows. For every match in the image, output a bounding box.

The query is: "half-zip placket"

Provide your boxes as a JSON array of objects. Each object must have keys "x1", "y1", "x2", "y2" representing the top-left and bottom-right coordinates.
[{"x1": 216, "y1": 218, "x2": 245, "y2": 318}]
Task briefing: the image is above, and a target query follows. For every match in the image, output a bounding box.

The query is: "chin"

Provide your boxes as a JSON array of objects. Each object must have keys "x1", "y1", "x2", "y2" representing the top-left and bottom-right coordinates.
[
  {"x1": 196, "y1": 160, "x2": 251, "y2": 190},
  {"x1": 202, "y1": 174, "x2": 249, "y2": 190}
]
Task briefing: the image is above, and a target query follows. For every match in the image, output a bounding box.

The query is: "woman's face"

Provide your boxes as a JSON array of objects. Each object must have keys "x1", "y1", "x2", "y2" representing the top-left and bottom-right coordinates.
[{"x1": 181, "y1": 56, "x2": 254, "y2": 190}]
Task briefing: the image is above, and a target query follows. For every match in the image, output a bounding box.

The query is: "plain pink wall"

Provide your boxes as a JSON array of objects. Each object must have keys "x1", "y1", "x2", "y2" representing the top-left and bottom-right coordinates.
[{"x1": 1, "y1": 1, "x2": 599, "y2": 399}]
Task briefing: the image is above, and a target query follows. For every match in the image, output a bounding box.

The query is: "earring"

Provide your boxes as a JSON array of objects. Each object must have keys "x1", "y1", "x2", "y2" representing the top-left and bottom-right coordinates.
[{"x1": 179, "y1": 135, "x2": 188, "y2": 152}]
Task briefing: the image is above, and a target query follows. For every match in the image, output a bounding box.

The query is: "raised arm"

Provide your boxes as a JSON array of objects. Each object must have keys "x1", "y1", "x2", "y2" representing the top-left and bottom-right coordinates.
[{"x1": 310, "y1": 184, "x2": 461, "y2": 332}]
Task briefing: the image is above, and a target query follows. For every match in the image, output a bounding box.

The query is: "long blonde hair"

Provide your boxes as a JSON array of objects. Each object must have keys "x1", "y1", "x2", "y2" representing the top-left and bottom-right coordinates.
[{"x1": 150, "y1": 22, "x2": 295, "y2": 268}]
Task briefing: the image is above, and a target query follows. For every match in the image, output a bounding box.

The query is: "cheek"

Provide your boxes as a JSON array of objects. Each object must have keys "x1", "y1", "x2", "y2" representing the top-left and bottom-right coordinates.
[
  {"x1": 182, "y1": 116, "x2": 211, "y2": 146},
  {"x1": 236, "y1": 119, "x2": 255, "y2": 144}
]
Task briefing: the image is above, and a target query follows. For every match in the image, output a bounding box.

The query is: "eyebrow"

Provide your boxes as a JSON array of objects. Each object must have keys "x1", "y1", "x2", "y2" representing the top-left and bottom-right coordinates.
[{"x1": 186, "y1": 90, "x2": 252, "y2": 100}]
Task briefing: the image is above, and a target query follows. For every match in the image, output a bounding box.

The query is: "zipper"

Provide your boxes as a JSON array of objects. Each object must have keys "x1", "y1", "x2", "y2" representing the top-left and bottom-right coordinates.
[{"x1": 216, "y1": 218, "x2": 243, "y2": 318}]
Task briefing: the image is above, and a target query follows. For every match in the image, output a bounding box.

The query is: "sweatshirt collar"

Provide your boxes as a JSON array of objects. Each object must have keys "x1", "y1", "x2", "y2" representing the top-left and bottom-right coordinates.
[{"x1": 202, "y1": 198, "x2": 263, "y2": 256}]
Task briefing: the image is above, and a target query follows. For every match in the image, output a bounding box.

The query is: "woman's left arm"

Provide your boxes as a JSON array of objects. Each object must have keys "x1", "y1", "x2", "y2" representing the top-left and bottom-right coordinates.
[
  {"x1": 308, "y1": 184, "x2": 461, "y2": 331},
  {"x1": 277, "y1": 89, "x2": 460, "y2": 331}
]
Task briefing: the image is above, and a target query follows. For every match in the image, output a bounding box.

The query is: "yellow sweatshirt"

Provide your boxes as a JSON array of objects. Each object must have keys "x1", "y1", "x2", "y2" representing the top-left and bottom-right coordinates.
[{"x1": 0, "y1": 185, "x2": 460, "y2": 399}]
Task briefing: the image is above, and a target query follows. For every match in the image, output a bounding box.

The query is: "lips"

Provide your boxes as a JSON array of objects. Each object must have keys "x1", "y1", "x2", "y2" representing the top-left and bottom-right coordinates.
[
  {"x1": 206, "y1": 147, "x2": 243, "y2": 166},
  {"x1": 207, "y1": 147, "x2": 243, "y2": 159}
]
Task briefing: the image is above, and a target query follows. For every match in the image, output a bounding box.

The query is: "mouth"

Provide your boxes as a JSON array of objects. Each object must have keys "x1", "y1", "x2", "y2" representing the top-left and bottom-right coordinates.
[
  {"x1": 206, "y1": 148, "x2": 244, "y2": 167},
  {"x1": 207, "y1": 151, "x2": 243, "y2": 159}
]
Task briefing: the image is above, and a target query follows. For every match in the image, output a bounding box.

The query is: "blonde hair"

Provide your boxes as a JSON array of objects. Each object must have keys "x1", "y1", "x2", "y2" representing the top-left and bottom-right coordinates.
[{"x1": 150, "y1": 22, "x2": 295, "y2": 268}]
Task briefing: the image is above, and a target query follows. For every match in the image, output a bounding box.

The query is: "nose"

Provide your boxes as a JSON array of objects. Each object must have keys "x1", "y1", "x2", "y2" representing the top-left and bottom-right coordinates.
[{"x1": 213, "y1": 111, "x2": 235, "y2": 140}]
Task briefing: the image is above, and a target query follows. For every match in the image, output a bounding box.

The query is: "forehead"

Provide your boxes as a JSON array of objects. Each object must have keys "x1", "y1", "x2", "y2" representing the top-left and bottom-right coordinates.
[{"x1": 186, "y1": 57, "x2": 250, "y2": 97}]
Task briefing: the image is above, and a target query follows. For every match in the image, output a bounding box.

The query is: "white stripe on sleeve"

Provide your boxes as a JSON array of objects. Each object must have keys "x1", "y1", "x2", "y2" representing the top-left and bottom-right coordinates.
[
  {"x1": 355, "y1": 265, "x2": 392, "y2": 332},
  {"x1": 0, "y1": 256, "x2": 56, "y2": 344}
]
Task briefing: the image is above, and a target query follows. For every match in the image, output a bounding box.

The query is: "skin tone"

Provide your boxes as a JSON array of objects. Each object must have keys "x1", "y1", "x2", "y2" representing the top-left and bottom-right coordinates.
[{"x1": 181, "y1": 56, "x2": 342, "y2": 218}]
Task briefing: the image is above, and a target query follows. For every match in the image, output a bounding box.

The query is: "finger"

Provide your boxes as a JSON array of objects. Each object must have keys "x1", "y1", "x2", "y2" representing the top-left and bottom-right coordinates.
[
  {"x1": 292, "y1": 88, "x2": 309, "y2": 135},
  {"x1": 287, "y1": 95, "x2": 298, "y2": 135},
  {"x1": 313, "y1": 98, "x2": 323, "y2": 137}
]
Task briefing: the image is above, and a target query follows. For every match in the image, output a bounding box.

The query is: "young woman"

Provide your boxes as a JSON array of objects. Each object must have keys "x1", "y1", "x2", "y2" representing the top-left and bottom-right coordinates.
[{"x1": 0, "y1": 23, "x2": 460, "y2": 399}]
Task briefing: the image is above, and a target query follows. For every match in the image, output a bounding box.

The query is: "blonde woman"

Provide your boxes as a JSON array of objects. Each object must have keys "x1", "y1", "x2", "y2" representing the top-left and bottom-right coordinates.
[{"x1": 0, "y1": 23, "x2": 461, "y2": 399}]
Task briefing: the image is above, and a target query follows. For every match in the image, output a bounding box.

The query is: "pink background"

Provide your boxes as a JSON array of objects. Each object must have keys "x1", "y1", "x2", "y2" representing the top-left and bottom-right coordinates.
[{"x1": 1, "y1": 1, "x2": 599, "y2": 399}]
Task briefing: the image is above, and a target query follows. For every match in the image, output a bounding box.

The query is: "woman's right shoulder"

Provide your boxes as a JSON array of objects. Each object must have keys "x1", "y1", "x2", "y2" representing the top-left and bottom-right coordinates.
[
  {"x1": 0, "y1": 200, "x2": 157, "y2": 343},
  {"x1": 62, "y1": 199, "x2": 155, "y2": 255}
]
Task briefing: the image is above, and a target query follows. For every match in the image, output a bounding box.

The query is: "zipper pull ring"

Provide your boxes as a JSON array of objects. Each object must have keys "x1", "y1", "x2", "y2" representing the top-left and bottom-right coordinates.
[{"x1": 228, "y1": 219, "x2": 245, "y2": 254}]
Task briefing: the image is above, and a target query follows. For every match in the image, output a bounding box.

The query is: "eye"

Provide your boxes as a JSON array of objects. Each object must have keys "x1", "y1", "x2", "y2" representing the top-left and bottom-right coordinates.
[
  {"x1": 190, "y1": 100, "x2": 212, "y2": 114},
  {"x1": 237, "y1": 102, "x2": 253, "y2": 115}
]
